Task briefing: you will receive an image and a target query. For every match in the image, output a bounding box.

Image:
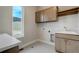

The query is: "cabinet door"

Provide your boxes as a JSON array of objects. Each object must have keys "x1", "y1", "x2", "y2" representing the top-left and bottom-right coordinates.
[
  {"x1": 35, "y1": 12, "x2": 40, "y2": 22},
  {"x1": 55, "y1": 38, "x2": 65, "y2": 52},
  {"x1": 35, "y1": 7, "x2": 57, "y2": 23},
  {"x1": 66, "y1": 40, "x2": 79, "y2": 53},
  {"x1": 43, "y1": 7, "x2": 57, "y2": 22},
  {"x1": 35, "y1": 11, "x2": 44, "y2": 22}
]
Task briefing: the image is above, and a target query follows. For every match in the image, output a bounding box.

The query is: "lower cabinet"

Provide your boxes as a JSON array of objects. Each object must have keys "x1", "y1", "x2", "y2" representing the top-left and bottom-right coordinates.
[
  {"x1": 66, "y1": 40, "x2": 79, "y2": 53},
  {"x1": 55, "y1": 38, "x2": 65, "y2": 52},
  {"x1": 55, "y1": 37, "x2": 79, "y2": 53}
]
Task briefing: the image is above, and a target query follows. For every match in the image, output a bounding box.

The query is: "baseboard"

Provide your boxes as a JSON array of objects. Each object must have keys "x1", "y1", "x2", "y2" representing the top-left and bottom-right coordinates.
[
  {"x1": 20, "y1": 40, "x2": 38, "y2": 49},
  {"x1": 38, "y1": 39, "x2": 55, "y2": 46},
  {"x1": 20, "y1": 39, "x2": 54, "y2": 49}
]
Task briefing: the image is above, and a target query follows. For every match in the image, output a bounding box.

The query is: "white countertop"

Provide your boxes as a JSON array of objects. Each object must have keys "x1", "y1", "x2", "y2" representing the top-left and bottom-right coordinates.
[
  {"x1": 0, "y1": 33, "x2": 21, "y2": 52},
  {"x1": 55, "y1": 31, "x2": 79, "y2": 35}
]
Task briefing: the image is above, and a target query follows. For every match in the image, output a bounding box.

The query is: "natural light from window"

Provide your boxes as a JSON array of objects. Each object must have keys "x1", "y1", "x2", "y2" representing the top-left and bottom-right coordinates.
[{"x1": 12, "y1": 6, "x2": 24, "y2": 38}]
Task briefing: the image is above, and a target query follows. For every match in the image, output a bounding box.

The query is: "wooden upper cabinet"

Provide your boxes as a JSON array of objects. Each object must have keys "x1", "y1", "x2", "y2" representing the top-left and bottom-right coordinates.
[
  {"x1": 43, "y1": 7, "x2": 57, "y2": 22},
  {"x1": 35, "y1": 7, "x2": 57, "y2": 23},
  {"x1": 58, "y1": 6, "x2": 79, "y2": 16},
  {"x1": 58, "y1": 6, "x2": 79, "y2": 12}
]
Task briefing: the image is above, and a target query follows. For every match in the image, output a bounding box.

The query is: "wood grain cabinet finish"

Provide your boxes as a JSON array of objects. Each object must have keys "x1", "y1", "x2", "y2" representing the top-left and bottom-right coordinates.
[
  {"x1": 35, "y1": 11, "x2": 44, "y2": 22},
  {"x1": 35, "y1": 7, "x2": 57, "y2": 23},
  {"x1": 55, "y1": 38, "x2": 66, "y2": 52},
  {"x1": 58, "y1": 6, "x2": 79, "y2": 12},
  {"x1": 58, "y1": 6, "x2": 79, "y2": 16},
  {"x1": 55, "y1": 33, "x2": 79, "y2": 53}
]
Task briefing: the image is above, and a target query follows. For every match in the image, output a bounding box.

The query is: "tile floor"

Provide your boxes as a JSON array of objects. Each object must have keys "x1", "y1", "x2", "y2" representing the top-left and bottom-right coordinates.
[{"x1": 20, "y1": 42, "x2": 56, "y2": 53}]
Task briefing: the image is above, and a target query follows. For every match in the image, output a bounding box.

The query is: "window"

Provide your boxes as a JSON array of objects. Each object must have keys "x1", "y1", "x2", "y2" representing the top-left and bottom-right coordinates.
[{"x1": 12, "y1": 6, "x2": 24, "y2": 38}]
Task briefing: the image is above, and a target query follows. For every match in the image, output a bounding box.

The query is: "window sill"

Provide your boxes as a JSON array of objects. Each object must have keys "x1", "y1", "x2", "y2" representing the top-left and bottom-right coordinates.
[{"x1": 13, "y1": 34, "x2": 24, "y2": 38}]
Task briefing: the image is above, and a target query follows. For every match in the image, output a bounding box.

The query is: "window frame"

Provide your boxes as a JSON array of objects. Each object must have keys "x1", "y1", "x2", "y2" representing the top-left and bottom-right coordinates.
[{"x1": 12, "y1": 6, "x2": 24, "y2": 38}]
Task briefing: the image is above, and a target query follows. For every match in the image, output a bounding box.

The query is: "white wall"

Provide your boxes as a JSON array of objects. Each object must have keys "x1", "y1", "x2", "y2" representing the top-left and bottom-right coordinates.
[
  {"x1": 75, "y1": 13, "x2": 79, "y2": 33},
  {"x1": 0, "y1": 6, "x2": 38, "y2": 48},
  {"x1": 37, "y1": 14, "x2": 78, "y2": 44},
  {"x1": 0, "y1": 6, "x2": 12, "y2": 35},
  {"x1": 19, "y1": 6, "x2": 38, "y2": 48}
]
